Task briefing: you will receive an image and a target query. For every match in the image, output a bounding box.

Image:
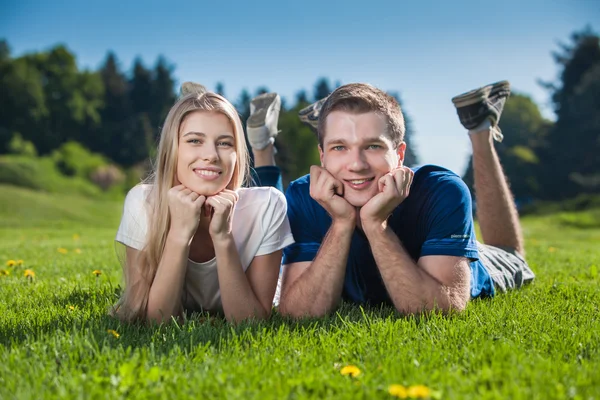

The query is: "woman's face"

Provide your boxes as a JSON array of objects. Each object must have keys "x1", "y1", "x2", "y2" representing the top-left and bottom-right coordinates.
[{"x1": 176, "y1": 111, "x2": 237, "y2": 196}]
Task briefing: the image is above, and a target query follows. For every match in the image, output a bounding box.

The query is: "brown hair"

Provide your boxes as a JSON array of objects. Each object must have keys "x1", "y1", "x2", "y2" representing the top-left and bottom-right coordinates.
[{"x1": 317, "y1": 83, "x2": 405, "y2": 147}]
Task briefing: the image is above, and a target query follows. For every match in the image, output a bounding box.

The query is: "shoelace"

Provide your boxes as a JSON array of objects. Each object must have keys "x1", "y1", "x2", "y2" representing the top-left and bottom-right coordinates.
[{"x1": 491, "y1": 125, "x2": 504, "y2": 142}]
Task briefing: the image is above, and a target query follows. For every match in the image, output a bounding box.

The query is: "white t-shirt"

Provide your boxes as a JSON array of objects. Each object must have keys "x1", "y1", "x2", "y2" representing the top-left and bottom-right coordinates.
[{"x1": 115, "y1": 184, "x2": 295, "y2": 313}]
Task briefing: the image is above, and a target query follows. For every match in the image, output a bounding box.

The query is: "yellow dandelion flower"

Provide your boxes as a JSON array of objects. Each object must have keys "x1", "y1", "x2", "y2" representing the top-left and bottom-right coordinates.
[
  {"x1": 73, "y1": 234, "x2": 80, "y2": 240},
  {"x1": 548, "y1": 247, "x2": 556, "y2": 253},
  {"x1": 407, "y1": 385, "x2": 431, "y2": 399},
  {"x1": 107, "y1": 329, "x2": 120, "y2": 338},
  {"x1": 24, "y1": 269, "x2": 35, "y2": 279},
  {"x1": 17, "y1": 260, "x2": 24, "y2": 266},
  {"x1": 340, "y1": 365, "x2": 361, "y2": 377},
  {"x1": 68, "y1": 305, "x2": 75, "y2": 311},
  {"x1": 74, "y1": 249, "x2": 82, "y2": 254},
  {"x1": 58, "y1": 248, "x2": 68, "y2": 254},
  {"x1": 92, "y1": 270, "x2": 102, "y2": 277},
  {"x1": 389, "y1": 384, "x2": 408, "y2": 398},
  {"x1": 0, "y1": 269, "x2": 10, "y2": 276},
  {"x1": 6, "y1": 260, "x2": 16, "y2": 267}
]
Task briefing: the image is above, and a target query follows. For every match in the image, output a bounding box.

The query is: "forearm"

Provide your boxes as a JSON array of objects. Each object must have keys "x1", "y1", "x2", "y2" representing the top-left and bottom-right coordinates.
[
  {"x1": 146, "y1": 233, "x2": 189, "y2": 323},
  {"x1": 213, "y1": 236, "x2": 270, "y2": 322},
  {"x1": 366, "y1": 227, "x2": 463, "y2": 314},
  {"x1": 279, "y1": 222, "x2": 353, "y2": 318}
]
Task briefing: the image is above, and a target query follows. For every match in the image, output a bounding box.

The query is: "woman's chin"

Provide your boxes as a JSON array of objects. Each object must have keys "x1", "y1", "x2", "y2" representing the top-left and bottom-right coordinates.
[{"x1": 184, "y1": 184, "x2": 224, "y2": 197}]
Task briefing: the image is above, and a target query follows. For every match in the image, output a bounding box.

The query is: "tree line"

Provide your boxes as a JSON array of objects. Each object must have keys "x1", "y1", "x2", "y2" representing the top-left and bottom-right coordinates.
[{"x1": 0, "y1": 27, "x2": 598, "y2": 200}]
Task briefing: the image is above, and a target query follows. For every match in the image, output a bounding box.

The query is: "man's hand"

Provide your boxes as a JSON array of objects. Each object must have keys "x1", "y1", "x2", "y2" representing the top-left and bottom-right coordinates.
[
  {"x1": 360, "y1": 167, "x2": 414, "y2": 232},
  {"x1": 205, "y1": 189, "x2": 239, "y2": 241},
  {"x1": 309, "y1": 166, "x2": 356, "y2": 227},
  {"x1": 167, "y1": 185, "x2": 206, "y2": 242}
]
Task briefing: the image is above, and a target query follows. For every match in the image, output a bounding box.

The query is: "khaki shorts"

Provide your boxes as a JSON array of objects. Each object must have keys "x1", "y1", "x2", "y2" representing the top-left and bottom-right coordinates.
[{"x1": 477, "y1": 242, "x2": 536, "y2": 293}]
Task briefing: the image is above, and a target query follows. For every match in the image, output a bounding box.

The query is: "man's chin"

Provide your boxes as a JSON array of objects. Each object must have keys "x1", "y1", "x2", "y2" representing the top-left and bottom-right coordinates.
[{"x1": 343, "y1": 192, "x2": 374, "y2": 208}]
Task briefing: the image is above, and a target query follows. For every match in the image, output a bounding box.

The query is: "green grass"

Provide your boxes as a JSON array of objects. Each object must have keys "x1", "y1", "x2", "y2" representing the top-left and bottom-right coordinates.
[{"x1": 0, "y1": 184, "x2": 598, "y2": 399}]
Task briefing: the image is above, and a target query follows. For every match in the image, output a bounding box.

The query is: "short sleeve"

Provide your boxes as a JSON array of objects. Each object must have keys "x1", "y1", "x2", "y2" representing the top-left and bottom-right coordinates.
[
  {"x1": 256, "y1": 188, "x2": 295, "y2": 256},
  {"x1": 282, "y1": 178, "x2": 326, "y2": 265},
  {"x1": 115, "y1": 185, "x2": 149, "y2": 250},
  {"x1": 419, "y1": 175, "x2": 479, "y2": 260}
]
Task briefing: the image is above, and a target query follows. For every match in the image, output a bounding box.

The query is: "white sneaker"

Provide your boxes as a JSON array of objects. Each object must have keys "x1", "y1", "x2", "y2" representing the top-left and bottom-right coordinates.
[{"x1": 247, "y1": 93, "x2": 281, "y2": 150}]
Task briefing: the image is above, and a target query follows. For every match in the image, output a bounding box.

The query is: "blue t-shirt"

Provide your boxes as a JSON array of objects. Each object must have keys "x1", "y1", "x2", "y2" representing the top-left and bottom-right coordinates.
[{"x1": 282, "y1": 165, "x2": 495, "y2": 305}]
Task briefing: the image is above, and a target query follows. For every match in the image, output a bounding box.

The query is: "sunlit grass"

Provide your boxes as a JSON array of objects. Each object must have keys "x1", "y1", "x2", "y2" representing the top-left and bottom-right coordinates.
[{"x1": 0, "y1": 184, "x2": 598, "y2": 399}]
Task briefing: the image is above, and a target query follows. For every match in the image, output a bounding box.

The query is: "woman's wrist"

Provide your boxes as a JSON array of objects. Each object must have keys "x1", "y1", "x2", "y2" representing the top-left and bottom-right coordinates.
[
  {"x1": 210, "y1": 231, "x2": 235, "y2": 247},
  {"x1": 167, "y1": 228, "x2": 193, "y2": 247}
]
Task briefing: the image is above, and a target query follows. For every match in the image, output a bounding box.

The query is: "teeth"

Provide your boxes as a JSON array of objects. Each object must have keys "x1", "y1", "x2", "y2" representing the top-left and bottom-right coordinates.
[
  {"x1": 350, "y1": 179, "x2": 368, "y2": 185},
  {"x1": 197, "y1": 170, "x2": 220, "y2": 177}
]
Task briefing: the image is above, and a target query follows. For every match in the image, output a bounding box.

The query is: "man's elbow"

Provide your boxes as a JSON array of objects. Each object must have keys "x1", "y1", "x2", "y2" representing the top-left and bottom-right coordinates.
[
  {"x1": 396, "y1": 295, "x2": 468, "y2": 316},
  {"x1": 440, "y1": 294, "x2": 469, "y2": 315},
  {"x1": 278, "y1": 298, "x2": 330, "y2": 319}
]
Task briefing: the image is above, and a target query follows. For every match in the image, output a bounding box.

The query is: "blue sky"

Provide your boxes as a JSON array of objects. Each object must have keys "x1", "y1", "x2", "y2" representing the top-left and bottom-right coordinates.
[{"x1": 1, "y1": 0, "x2": 598, "y2": 174}]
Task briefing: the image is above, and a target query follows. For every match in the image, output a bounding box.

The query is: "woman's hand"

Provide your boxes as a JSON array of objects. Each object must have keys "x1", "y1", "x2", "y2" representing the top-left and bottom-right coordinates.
[
  {"x1": 205, "y1": 189, "x2": 239, "y2": 241},
  {"x1": 167, "y1": 185, "x2": 206, "y2": 243}
]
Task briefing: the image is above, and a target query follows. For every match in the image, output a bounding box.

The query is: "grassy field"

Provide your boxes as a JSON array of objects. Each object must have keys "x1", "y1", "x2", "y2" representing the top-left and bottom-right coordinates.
[{"x1": 0, "y1": 184, "x2": 598, "y2": 399}]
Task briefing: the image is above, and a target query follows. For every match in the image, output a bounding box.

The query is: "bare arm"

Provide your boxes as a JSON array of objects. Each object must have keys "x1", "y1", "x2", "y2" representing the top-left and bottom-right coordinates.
[
  {"x1": 145, "y1": 232, "x2": 189, "y2": 323},
  {"x1": 206, "y1": 189, "x2": 284, "y2": 323},
  {"x1": 278, "y1": 220, "x2": 354, "y2": 318},
  {"x1": 365, "y1": 225, "x2": 471, "y2": 314},
  {"x1": 142, "y1": 185, "x2": 205, "y2": 324},
  {"x1": 215, "y1": 237, "x2": 282, "y2": 322},
  {"x1": 360, "y1": 167, "x2": 470, "y2": 315}
]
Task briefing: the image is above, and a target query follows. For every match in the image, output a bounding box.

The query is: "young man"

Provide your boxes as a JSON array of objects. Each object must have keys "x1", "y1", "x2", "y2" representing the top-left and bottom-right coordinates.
[{"x1": 249, "y1": 81, "x2": 535, "y2": 318}]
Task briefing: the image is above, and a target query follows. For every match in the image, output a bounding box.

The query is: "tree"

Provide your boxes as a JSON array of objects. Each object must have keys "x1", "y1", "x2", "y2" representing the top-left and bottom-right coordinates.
[
  {"x1": 0, "y1": 44, "x2": 103, "y2": 155},
  {"x1": 215, "y1": 82, "x2": 225, "y2": 97},
  {"x1": 313, "y1": 78, "x2": 332, "y2": 102},
  {"x1": 93, "y1": 52, "x2": 131, "y2": 162},
  {"x1": 388, "y1": 92, "x2": 419, "y2": 167},
  {"x1": 151, "y1": 56, "x2": 176, "y2": 135},
  {"x1": 236, "y1": 89, "x2": 252, "y2": 124},
  {"x1": 462, "y1": 93, "x2": 551, "y2": 200},
  {"x1": 539, "y1": 27, "x2": 600, "y2": 199},
  {"x1": 130, "y1": 58, "x2": 153, "y2": 115}
]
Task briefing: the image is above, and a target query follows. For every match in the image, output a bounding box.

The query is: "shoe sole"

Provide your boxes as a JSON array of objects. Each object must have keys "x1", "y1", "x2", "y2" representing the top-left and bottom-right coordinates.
[
  {"x1": 451, "y1": 84, "x2": 492, "y2": 108},
  {"x1": 489, "y1": 80, "x2": 511, "y2": 98},
  {"x1": 248, "y1": 93, "x2": 279, "y2": 128},
  {"x1": 452, "y1": 80, "x2": 511, "y2": 108}
]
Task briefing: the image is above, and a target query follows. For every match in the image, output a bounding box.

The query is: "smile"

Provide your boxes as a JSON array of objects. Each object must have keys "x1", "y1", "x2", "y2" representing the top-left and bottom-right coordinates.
[
  {"x1": 344, "y1": 177, "x2": 374, "y2": 189},
  {"x1": 193, "y1": 168, "x2": 222, "y2": 180}
]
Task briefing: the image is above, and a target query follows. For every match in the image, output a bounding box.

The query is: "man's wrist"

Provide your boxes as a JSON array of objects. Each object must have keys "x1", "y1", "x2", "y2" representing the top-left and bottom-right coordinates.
[
  {"x1": 362, "y1": 219, "x2": 390, "y2": 239},
  {"x1": 331, "y1": 217, "x2": 356, "y2": 234}
]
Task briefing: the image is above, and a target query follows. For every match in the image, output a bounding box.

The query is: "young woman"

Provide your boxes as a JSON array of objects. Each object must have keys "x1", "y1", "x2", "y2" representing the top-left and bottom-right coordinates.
[{"x1": 113, "y1": 83, "x2": 293, "y2": 324}]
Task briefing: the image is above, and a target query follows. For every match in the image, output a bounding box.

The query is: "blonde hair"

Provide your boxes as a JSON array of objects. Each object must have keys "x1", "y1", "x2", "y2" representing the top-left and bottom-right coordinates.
[
  {"x1": 317, "y1": 83, "x2": 406, "y2": 147},
  {"x1": 113, "y1": 87, "x2": 249, "y2": 322}
]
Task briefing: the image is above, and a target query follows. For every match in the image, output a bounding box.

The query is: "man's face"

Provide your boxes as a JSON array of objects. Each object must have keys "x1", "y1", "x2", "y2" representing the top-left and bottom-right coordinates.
[
  {"x1": 319, "y1": 110, "x2": 405, "y2": 207},
  {"x1": 176, "y1": 111, "x2": 237, "y2": 196}
]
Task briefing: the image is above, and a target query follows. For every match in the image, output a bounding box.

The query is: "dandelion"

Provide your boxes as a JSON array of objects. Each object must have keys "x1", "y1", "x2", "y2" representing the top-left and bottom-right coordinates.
[
  {"x1": 16, "y1": 260, "x2": 24, "y2": 266},
  {"x1": 340, "y1": 365, "x2": 361, "y2": 377},
  {"x1": 74, "y1": 249, "x2": 82, "y2": 254},
  {"x1": 6, "y1": 260, "x2": 16, "y2": 267},
  {"x1": 24, "y1": 269, "x2": 35, "y2": 279},
  {"x1": 107, "y1": 329, "x2": 120, "y2": 338},
  {"x1": 73, "y1": 234, "x2": 80, "y2": 241},
  {"x1": 67, "y1": 305, "x2": 75, "y2": 311},
  {"x1": 58, "y1": 248, "x2": 68, "y2": 254},
  {"x1": 389, "y1": 384, "x2": 408, "y2": 398},
  {"x1": 548, "y1": 247, "x2": 557, "y2": 253},
  {"x1": 407, "y1": 385, "x2": 431, "y2": 399},
  {"x1": 93, "y1": 270, "x2": 102, "y2": 277},
  {"x1": 0, "y1": 269, "x2": 10, "y2": 276}
]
